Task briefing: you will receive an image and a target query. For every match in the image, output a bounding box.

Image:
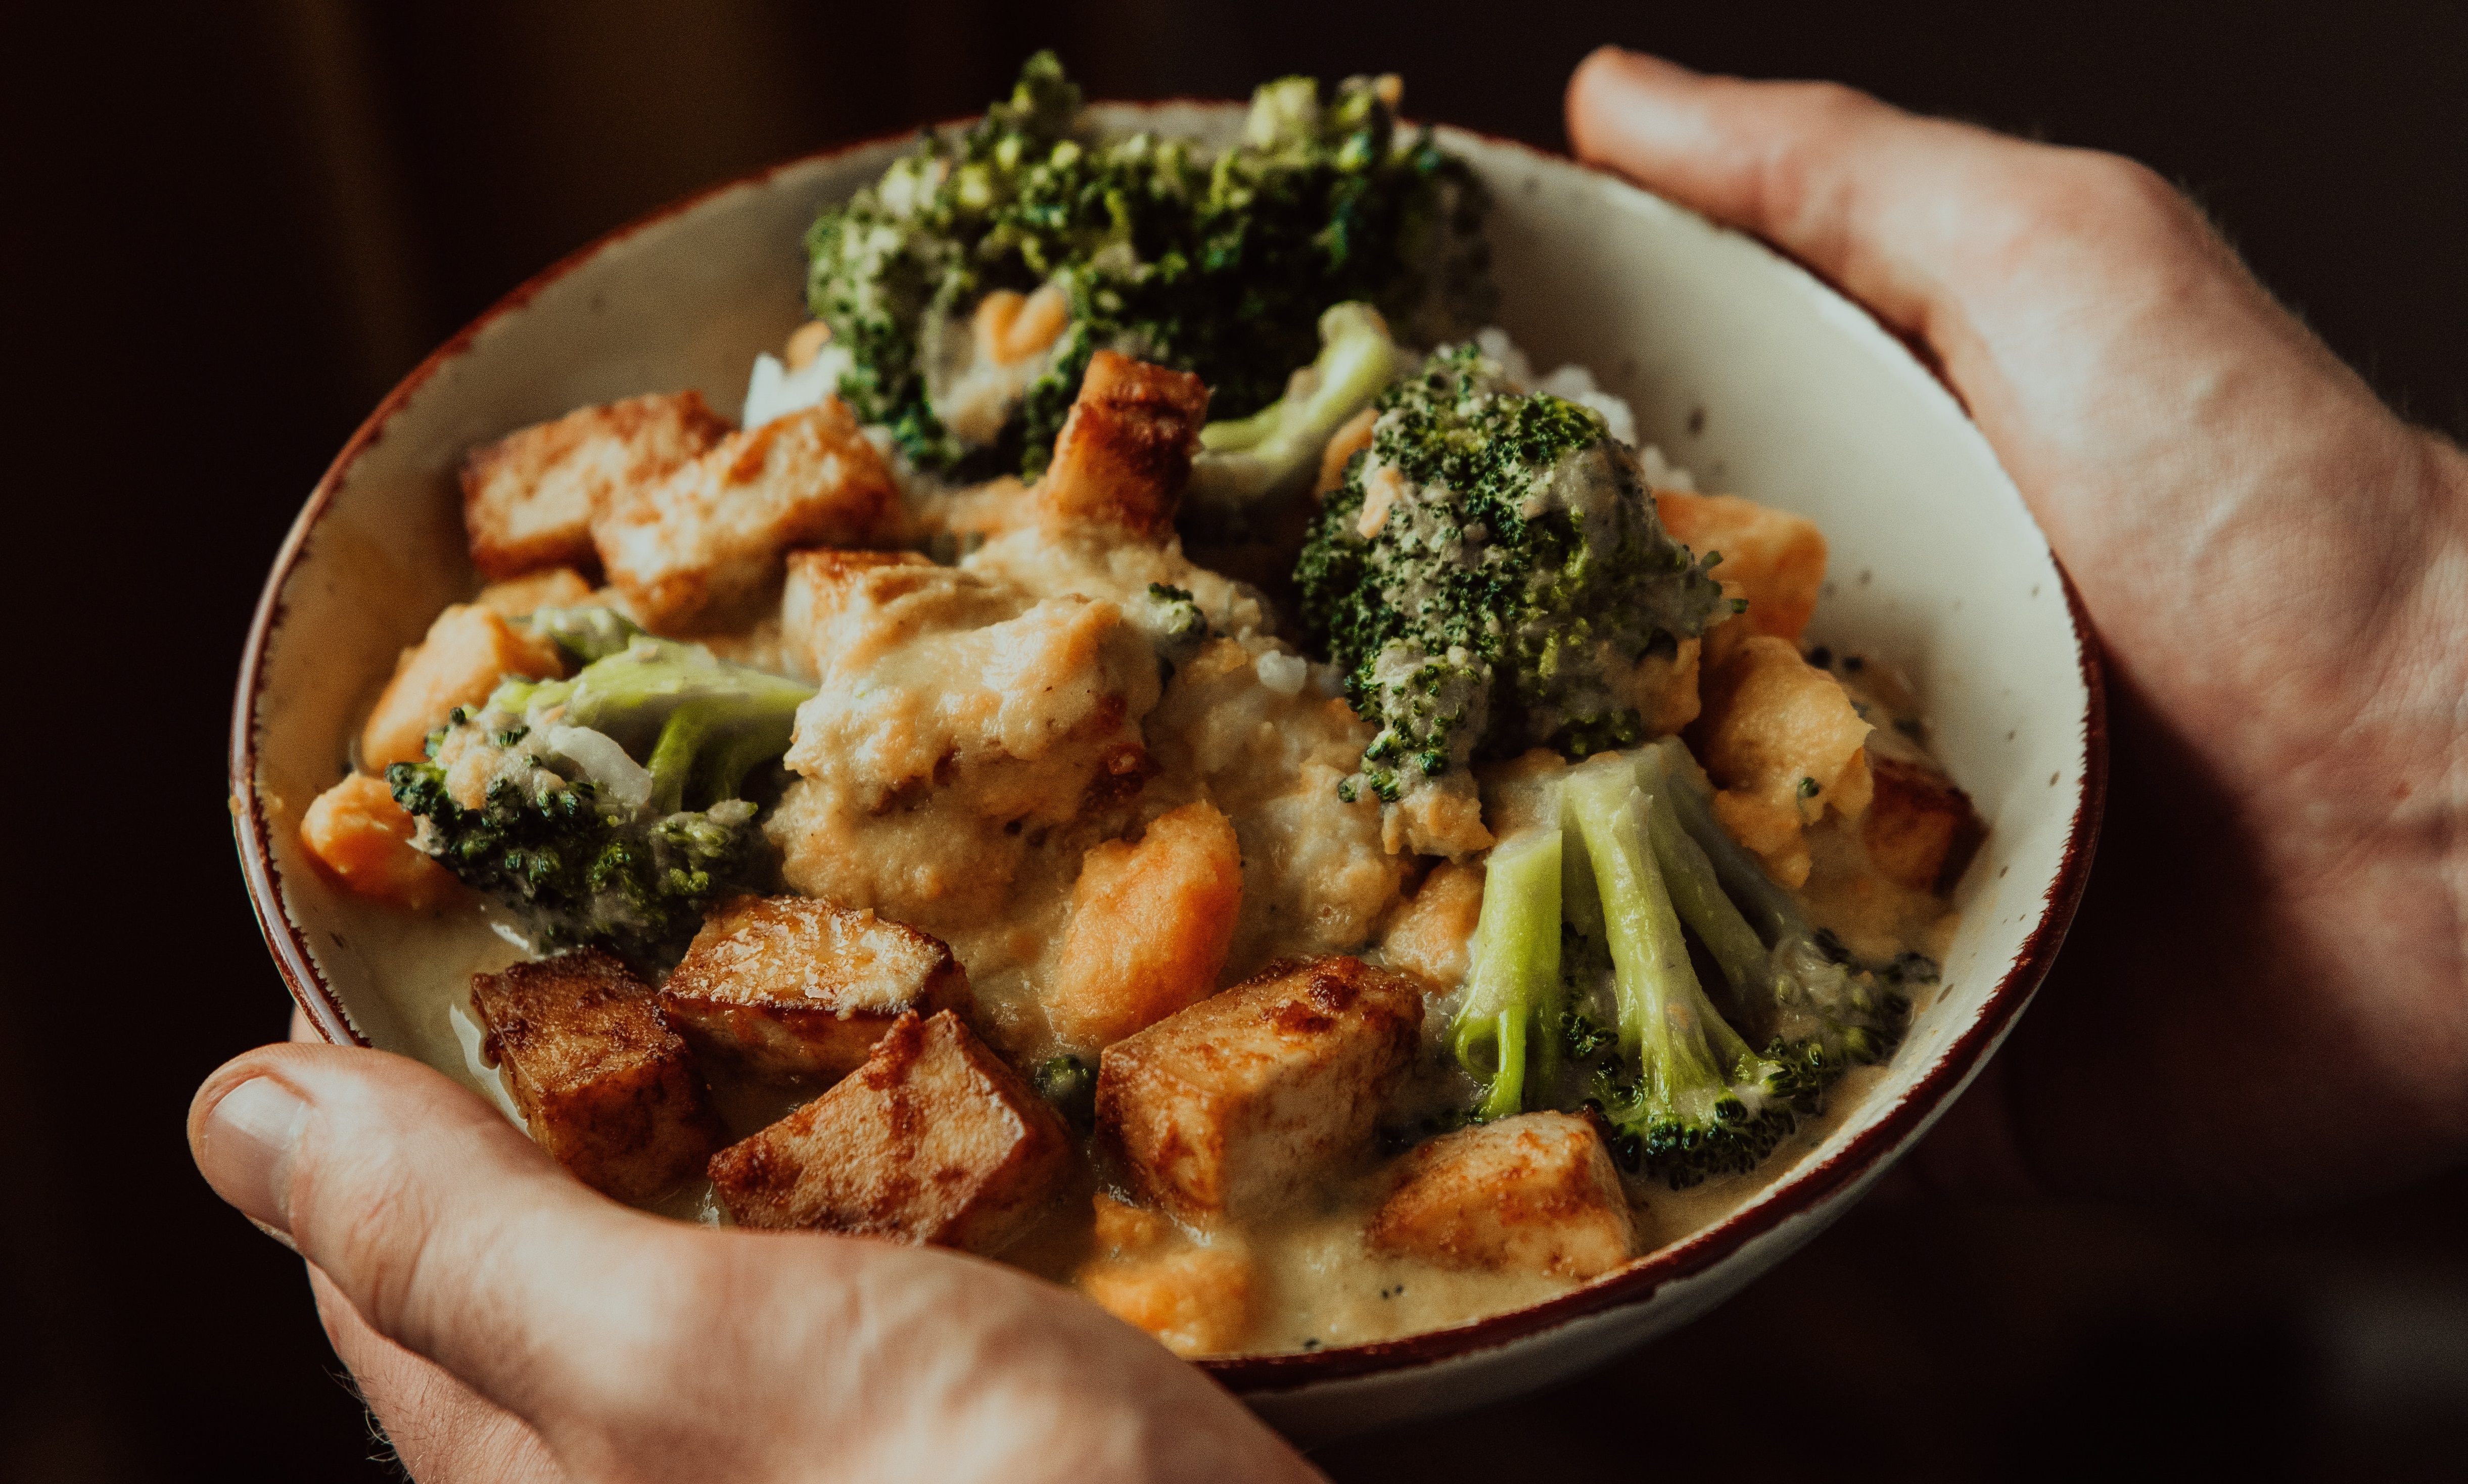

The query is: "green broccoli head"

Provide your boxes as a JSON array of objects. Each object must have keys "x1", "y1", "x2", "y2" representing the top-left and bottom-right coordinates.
[
  {"x1": 385, "y1": 615, "x2": 815, "y2": 968},
  {"x1": 1297, "y1": 344, "x2": 1730, "y2": 806},
  {"x1": 1447, "y1": 745, "x2": 1922, "y2": 1188},
  {"x1": 802, "y1": 53, "x2": 1493, "y2": 481}
]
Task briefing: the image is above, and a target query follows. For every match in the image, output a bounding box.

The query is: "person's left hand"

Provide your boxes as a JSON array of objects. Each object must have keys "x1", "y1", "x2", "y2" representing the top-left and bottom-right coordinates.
[{"x1": 191, "y1": 1010, "x2": 1321, "y2": 1484}]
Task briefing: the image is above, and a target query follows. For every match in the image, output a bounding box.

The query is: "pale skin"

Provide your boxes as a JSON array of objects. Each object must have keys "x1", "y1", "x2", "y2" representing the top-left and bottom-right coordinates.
[{"x1": 190, "y1": 47, "x2": 2467, "y2": 1480}]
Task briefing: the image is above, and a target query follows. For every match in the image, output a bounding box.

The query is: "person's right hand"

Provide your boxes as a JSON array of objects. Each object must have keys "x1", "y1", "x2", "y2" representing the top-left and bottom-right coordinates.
[
  {"x1": 188, "y1": 1034, "x2": 1323, "y2": 1484},
  {"x1": 1569, "y1": 50, "x2": 2468, "y2": 1208}
]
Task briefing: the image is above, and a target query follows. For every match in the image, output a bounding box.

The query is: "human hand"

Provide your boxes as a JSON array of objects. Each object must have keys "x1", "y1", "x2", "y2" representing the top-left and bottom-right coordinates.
[
  {"x1": 189, "y1": 1021, "x2": 1322, "y2": 1484},
  {"x1": 1568, "y1": 49, "x2": 2468, "y2": 1207}
]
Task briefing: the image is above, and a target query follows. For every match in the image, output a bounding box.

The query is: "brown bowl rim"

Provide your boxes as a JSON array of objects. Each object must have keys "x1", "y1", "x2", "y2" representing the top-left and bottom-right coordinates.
[{"x1": 228, "y1": 104, "x2": 2109, "y2": 1393}]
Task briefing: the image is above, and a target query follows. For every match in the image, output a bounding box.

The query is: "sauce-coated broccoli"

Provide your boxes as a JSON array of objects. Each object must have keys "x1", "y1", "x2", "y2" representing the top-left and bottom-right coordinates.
[
  {"x1": 386, "y1": 609, "x2": 815, "y2": 968},
  {"x1": 1297, "y1": 345, "x2": 1729, "y2": 815},
  {"x1": 803, "y1": 53, "x2": 1492, "y2": 480}
]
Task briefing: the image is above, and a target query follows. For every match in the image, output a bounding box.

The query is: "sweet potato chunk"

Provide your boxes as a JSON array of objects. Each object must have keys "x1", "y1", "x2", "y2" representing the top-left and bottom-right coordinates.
[
  {"x1": 707, "y1": 1010, "x2": 1070, "y2": 1253},
  {"x1": 1366, "y1": 1112, "x2": 1636, "y2": 1280},
  {"x1": 1074, "y1": 1194, "x2": 1254, "y2": 1357},
  {"x1": 1865, "y1": 754, "x2": 1988, "y2": 893},
  {"x1": 1044, "y1": 802, "x2": 1244, "y2": 1048},
  {"x1": 594, "y1": 397, "x2": 901, "y2": 633},
  {"x1": 1097, "y1": 955, "x2": 1422, "y2": 1224},
  {"x1": 1691, "y1": 635, "x2": 1874, "y2": 888},
  {"x1": 461, "y1": 391, "x2": 730, "y2": 579},
  {"x1": 1377, "y1": 861, "x2": 1484, "y2": 991},
  {"x1": 658, "y1": 895, "x2": 974, "y2": 1079},
  {"x1": 297, "y1": 773, "x2": 455, "y2": 909},
  {"x1": 1036, "y1": 351, "x2": 1208, "y2": 543},
  {"x1": 474, "y1": 566, "x2": 593, "y2": 617},
  {"x1": 1655, "y1": 491, "x2": 1828, "y2": 645},
  {"x1": 469, "y1": 950, "x2": 723, "y2": 1205},
  {"x1": 360, "y1": 604, "x2": 565, "y2": 770}
]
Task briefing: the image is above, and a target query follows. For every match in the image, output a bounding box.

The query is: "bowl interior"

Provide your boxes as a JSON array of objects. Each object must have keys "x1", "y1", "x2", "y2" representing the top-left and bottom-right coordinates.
[{"x1": 234, "y1": 102, "x2": 2098, "y2": 1390}]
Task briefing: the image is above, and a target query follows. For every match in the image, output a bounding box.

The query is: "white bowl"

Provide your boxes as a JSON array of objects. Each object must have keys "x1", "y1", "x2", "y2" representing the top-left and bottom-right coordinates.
[{"x1": 230, "y1": 102, "x2": 2103, "y2": 1441}]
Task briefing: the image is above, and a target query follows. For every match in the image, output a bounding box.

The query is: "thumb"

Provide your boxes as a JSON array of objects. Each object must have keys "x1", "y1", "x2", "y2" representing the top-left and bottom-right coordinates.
[{"x1": 188, "y1": 1042, "x2": 666, "y2": 1423}]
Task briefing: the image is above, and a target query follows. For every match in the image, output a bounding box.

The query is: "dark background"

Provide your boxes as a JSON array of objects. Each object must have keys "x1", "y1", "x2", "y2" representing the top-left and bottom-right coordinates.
[{"x1": 8, "y1": 2, "x2": 2463, "y2": 1478}]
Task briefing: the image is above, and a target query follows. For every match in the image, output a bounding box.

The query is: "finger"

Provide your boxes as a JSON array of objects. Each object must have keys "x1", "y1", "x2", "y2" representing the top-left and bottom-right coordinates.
[
  {"x1": 290, "y1": 1003, "x2": 317, "y2": 1043},
  {"x1": 187, "y1": 1042, "x2": 671, "y2": 1424},
  {"x1": 308, "y1": 1263, "x2": 567, "y2": 1484}
]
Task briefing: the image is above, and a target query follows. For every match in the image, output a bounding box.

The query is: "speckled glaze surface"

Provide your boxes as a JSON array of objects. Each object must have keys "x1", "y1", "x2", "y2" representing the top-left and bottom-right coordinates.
[{"x1": 231, "y1": 102, "x2": 2104, "y2": 1442}]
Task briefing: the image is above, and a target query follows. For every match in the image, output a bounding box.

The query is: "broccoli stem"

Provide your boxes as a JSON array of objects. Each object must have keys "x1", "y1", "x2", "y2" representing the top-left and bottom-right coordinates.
[
  {"x1": 644, "y1": 706, "x2": 710, "y2": 816},
  {"x1": 1648, "y1": 735, "x2": 1808, "y2": 944},
  {"x1": 1565, "y1": 765, "x2": 1697, "y2": 1063},
  {"x1": 1635, "y1": 745, "x2": 1769, "y2": 995},
  {"x1": 1450, "y1": 826, "x2": 1563, "y2": 1120}
]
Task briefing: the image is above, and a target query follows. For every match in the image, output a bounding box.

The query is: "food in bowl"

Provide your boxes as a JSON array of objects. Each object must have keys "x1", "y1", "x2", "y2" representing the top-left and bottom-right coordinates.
[{"x1": 291, "y1": 57, "x2": 1985, "y2": 1359}]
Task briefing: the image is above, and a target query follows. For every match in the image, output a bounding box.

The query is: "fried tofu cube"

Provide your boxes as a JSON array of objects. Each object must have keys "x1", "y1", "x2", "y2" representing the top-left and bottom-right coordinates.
[
  {"x1": 360, "y1": 604, "x2": 566, "y2": 769},
  {"x1": 1864, "y1": 753, "x2": 1988, "y2": 894},
  {"x1": 1655, "y1": 491, "x2": 1829, "y2": 645},
  {"x1": 469, "y1": 949, "x2": 723, "y2": 1205},
  {"x1": 474, "y1": 566, "x2": 594, "y2": 617},
  {"x1": 1036, "y1": 351, "x2": 1209, "y2": 544},
  {"x1": 593, "y1": 397, "x2": 902, "y2": 633},
  {"x1": 1075, "y1": 1194, "x2": 1254, "y2": 1357},
  {"x1": 1096, "y1": 955, "x2": 1423, "y2": 1224},
  {"x1": 1044, "y1": 802, "x2": 1244, "y2": 1048},
  {"x1": 297, "y1": 773, "x2": 456, "y2": 908},
  {"x1": 777, "y1": 547, "x2": 936, "y2": 681},
  {"x1": 1377, "y1": 861, "x2": 1484, "y2": 991},
  {"x1": 1691, "y1": 635, "x2": 1875, "y2": 888},
  {"x1": 657, "y1": 895, "x2": 974, "y2": 1079},
  {"x1": 461, "y1": 391, "x2": 730, "y2": 579},
  {"x1": 1366, "y1": 1112, "x2": 1636, "y2": 1280},
  {"x1": 707, "y1": 1010, "x2": 1071, "y2": 1253}
]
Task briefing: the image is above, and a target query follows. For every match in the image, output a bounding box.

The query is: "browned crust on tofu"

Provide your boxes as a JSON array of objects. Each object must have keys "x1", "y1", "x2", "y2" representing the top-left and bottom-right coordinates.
[
  {"x1": 461, "y1": 392, "x2": 730, "y2": 579},
  {"x1": 658, "y1": 895, "x2": 974, "y2": 1079},
  {"x1": 1036, "y1": 351, "x2": 1209, "y2": 543},
  {"x1": 1366, "y1": 1112, "x2": 1636, "y2": 1280},
  {"x1": 1865, "y1": 754, "x2": 1989, "y2": 894},
  {"x1": 1096, "y1": 955, "x2": 1423, "y2": 1225},
  {"x1": 469, "y1": 949, "x2": 723, "y2": 1205},
  {"x1": 707, "y1": 1010, "x2": 1070, "y2": 1254}
]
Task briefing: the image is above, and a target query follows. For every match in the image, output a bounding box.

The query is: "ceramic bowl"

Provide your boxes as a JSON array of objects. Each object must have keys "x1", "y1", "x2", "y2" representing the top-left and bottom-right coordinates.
[{"x1": 230, "y1": 101, "x2": 2103, "y2": 1442}]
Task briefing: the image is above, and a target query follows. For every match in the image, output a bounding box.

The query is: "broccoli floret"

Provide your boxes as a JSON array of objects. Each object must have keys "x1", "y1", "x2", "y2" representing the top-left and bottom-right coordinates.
[
  {"x1": 385, "y1": 615, "x2": 815, "y2": 968},
  {"x1": 1447, "y1": 742, "x2": 1920, "y2": 1187},
  {"x1": 1637, "y1": 737, "x2": 1913, "y2": 1089},
  {"x1": 802, "y1": 54, "x2": 1493, "y2": 480},
  {"x1": 1297, "y1": 344, "x2": 1729, "y2": 809},
  {"x1": 1556, "y1": 757, "x2": 1798, "y2": 1188},
  {"x1": 1187, "y1": 301, "x2": 1407, "y2": 518},
  {"x1": 1449, "y1": 825, "x2": 1563, "y2": 1120}
]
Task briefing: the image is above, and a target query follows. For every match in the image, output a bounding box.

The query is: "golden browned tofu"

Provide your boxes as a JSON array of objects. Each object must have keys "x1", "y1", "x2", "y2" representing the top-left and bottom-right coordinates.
[
  {"x1": 1691, "y1": 635, "x2": 1875, "y2": 888},
  {"x1": 469, "y1": 949, "x2": 723, "y2": 1205},
  {"x1": 1044, "y1": 802, "x2": 1244, "y2": 1048},
  {"x1": 1096, "y1": 955, "x2": 1423, "y2": 1224},
  {"x1": 1035, "y1": 351, "x2": 1209, "y2": 544},
  {"x1": 594, "y1": 397, "x2": 902, "y2": 633},
  {"x1": 473, "y1": 565, "x2": 594, "y2": 617},
  {"x1": 776, "y1": 547, "x2": 936, "y2": 681},
  {"x1": 1377, "y1": 861, "x2": 1484, "y2": 991},
  {"x1": 1074, "y1": 1194, "x2": 1254, "y2": 1357},
  {"x1": 360, "y1": 604, "x2": 566, "y2": 769},
  {"x1": 297, "y1": 773, "x2": 456, "y2": 909},
  {"x1": 1864, "y1": 754, "x2": 1987, "y2": 894},
  {"x1": 658, "y1": 895, "x2": 974, "y2": 1079},
  {"x1": 1655, "y1": 491, "x2": 1829, "y2": 646},
  {"x1": 1366, "y1": 1113, "x2": 1636, "y2": 1280},
  {"x1": 707, "y1": 1010, "x2": 1070, "y2": 1253},
  {"x1": 461, "y1": 391, "x2": 730, "y2": 579}
]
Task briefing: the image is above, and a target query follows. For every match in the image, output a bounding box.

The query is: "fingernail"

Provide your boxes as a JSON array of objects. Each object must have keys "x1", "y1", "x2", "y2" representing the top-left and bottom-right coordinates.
[{"x1": 205, "y1": 1077, "x2": 311, "y2": 1235}]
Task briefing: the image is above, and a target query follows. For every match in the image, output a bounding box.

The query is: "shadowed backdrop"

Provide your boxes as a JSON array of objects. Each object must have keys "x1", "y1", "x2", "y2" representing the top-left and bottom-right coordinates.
[{"x1": 7, "y1": 2, "x2": 2462, "y2": 1478}]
